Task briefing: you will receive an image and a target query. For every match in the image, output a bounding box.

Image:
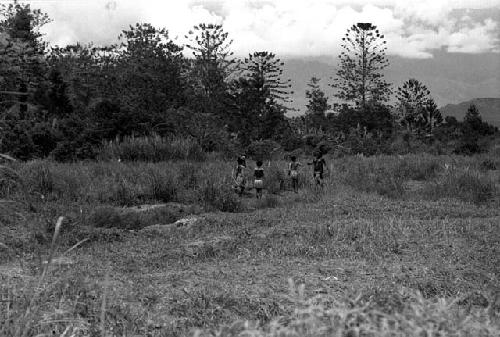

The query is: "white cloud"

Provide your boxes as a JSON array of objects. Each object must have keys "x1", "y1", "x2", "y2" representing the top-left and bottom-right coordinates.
[
  {"x1": 25, "y1": 0, "x2": 500, "y2": 58},
  {"x1": 447, "y1": 19, "x2": 499, "y2": 52}
]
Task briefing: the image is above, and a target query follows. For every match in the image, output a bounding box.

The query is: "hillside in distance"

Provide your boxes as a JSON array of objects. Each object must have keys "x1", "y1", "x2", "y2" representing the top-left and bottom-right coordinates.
[{"x1": 440, "y1": 98, "x2": 500, "y2": 128}]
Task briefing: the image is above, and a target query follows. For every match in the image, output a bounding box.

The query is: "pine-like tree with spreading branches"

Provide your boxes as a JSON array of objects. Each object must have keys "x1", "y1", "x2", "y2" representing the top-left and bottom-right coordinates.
[{"x1": 331, "y1": 22, "x2": 391, "y2": 108}]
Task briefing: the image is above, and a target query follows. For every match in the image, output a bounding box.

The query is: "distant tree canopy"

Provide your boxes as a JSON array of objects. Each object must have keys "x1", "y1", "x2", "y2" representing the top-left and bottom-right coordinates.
[{"x1": 0, "y1": 1, "x2": 497, "y2": 160}]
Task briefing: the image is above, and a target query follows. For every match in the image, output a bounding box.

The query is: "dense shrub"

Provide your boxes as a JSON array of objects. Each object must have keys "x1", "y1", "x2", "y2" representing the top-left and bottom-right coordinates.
[
  {"x1": 51, "y1": 137, "x2": 100, "y2": 162},
  {"x1": 246, "y1": 140, "x2": 281, "y2": 160},
  {"x1": 453, "y1": 140, "x2": 482, "y2": 155},
  {"x1": 303, "y1": 134, "x2": 324, "y2": 149},
  {"x1": 280, "y1": 131, "x2": 303, "y2": 152}
]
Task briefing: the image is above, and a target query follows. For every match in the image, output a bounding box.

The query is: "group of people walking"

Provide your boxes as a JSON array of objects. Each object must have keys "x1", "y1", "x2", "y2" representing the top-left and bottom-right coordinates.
[{"x1": 233, "y1": 153, "x2": 328, "y2": 198}]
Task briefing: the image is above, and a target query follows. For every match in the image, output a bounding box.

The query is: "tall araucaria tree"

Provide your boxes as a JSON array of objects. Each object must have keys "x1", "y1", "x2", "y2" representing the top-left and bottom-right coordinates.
[
  {"x1": 243, "y1": 51, "x2": 292, "y2": 104},
  {"x1": 231, "y1": 51, "x2": 292, "y2": 144},
  {"x1": 185, "y1": 23, "x2": 237, "y2": 117},
  {"x1": 331, "y1": 22, "x2": 391, "y2": 108}
]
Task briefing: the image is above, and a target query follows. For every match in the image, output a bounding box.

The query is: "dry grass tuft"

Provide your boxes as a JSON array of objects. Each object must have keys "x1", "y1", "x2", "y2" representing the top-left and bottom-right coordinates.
[{"x1": 195, "y1": 281, "x2": 500, "y2": 337}]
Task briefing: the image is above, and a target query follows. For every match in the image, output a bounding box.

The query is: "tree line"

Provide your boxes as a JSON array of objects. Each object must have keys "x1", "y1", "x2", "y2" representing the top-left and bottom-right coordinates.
[{"x1": 0, "y1": 1, "x2": 497, "y2": 161}]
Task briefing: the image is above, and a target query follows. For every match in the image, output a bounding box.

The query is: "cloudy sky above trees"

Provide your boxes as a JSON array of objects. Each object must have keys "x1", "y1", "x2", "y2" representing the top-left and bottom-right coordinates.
[{"x1": 25, "y1": 0, "x2": 500, "y2": 59}]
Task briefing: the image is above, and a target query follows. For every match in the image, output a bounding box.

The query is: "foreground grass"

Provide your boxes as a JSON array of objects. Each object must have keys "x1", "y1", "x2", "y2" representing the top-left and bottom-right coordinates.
[
  {"x1": 1, "y1": 184, "x2": 499, "y2": 336},
  {"x1": 1, "y1": 154, "x2": 499, "y2": 336}
]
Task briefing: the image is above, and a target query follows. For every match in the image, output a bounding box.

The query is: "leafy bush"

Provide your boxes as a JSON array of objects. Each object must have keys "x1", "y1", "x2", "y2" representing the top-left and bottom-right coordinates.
[
  {"x1": 246, "y1": 140, "x2": 281, "y2": 160},
  {"x1": 453, "y1": 140, "x2": 482, "y2": 155},
  {"x1": 280, "y1": 131, "x2": 303, "y2": 152},
  {"x1": 303, "y1": 134, "x2": 324, "y2": 149},
  {"x1": 51, "y1": 138, "x2": 100, "y2": 162}
]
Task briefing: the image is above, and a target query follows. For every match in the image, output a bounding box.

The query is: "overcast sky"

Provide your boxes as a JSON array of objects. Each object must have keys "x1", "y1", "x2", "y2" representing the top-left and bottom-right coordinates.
[{"x1": 18, "y1": 0, "x2": 500, "y2": 58}]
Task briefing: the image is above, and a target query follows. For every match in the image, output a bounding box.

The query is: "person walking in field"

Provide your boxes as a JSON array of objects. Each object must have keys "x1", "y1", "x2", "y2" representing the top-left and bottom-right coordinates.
[
  {"x1": 254, "y1": 160, "x2": 264, "y2": 199},
  {"x1": 288, "y1": 155, "x2": 301, "y2": 193},
  {"x1": 234, "y1": 155, "x2": 247, "y2": 196},
  {"x1": 308, "y1": 152, "x2": 327, "y2": 186}
]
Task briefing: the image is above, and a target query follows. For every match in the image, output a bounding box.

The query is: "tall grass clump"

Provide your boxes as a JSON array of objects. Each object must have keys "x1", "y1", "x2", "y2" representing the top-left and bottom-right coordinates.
[
  {"x1": 195, "y1": 283, "x2": 500, "y2": 337},
  {"x1": 394, "y1": 155, "x2": 443, "y2": 181},
  {"x1": 336, "y1": 155, "x2": 449, "y2": 199},
  {"x1": 339, "y1": 157, "x2": 406, "y2": 199},
  {"x1": 0, "y1": 163, "x2": 24, "y2": 198},
  {"x1": 22, "y1": 160, "x2": 55, "y2": 195},
  {"x1": 21, "y1": 162, "x2": 88, "y2": 202},
  {"x1": 424, "y1": 167, "x2": 497, "y2": 204},
  {"x1": 145, "y1": 167, "x2": 179, "y2": 203},
  {"x1": 99, "y1": 135, "x2": 206, "y2": 162},
  {"x1": 1, "y1": 216, "x2": 147, "y2": 336}
]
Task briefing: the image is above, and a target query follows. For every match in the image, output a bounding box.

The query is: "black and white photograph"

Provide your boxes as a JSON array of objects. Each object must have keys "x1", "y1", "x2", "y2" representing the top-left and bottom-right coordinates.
[{"x1": 1, "y1": 0, "x2": 499, "y2": 335}]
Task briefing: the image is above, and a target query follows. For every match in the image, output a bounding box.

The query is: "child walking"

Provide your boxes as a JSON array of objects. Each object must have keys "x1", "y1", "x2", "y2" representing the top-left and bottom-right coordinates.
[
  {"x1": 288, "y1": 155, "x2": 301, "y2": 193},
  {"x1": 254, "y1": 160, "x2": 264, "y2": 199},
  {"x1": 308, "y1": 152, "x2": 327, "y2": 186}
]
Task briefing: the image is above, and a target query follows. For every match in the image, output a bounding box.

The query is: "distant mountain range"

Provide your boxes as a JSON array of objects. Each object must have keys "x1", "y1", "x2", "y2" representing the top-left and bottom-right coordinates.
[{"x1": 440, "y1": 98, "x2": 500, "y2": 128}]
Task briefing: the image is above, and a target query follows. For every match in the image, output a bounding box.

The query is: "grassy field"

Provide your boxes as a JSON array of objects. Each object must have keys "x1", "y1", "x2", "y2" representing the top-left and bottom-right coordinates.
[{"x1": 1, "y1": 154, "x2": 499, "y2": 336}]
